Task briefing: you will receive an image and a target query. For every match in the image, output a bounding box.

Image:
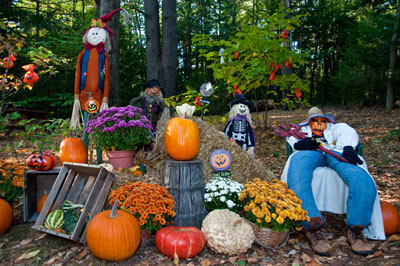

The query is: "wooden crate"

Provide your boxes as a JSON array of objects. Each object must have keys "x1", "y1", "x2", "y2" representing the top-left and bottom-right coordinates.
[
  {"x1": 23, "y1": 168, "x2": 61, "y2": 222},
  {"x1": 32, "y1": 162, "x2": 114, "y2": 244}
]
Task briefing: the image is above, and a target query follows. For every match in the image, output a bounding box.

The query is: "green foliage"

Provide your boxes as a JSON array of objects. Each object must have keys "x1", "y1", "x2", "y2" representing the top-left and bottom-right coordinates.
[{"x1": 193, "y1": 8, "x2": 310, "y2": 110}]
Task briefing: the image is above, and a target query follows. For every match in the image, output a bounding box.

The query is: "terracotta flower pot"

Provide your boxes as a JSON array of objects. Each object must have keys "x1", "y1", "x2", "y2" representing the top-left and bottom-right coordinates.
[{"x1": 106, "y1": 150, "x2": 136, "y2": 169}]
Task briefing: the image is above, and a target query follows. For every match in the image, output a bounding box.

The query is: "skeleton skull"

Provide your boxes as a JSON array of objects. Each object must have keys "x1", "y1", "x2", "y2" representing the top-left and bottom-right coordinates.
[{"x1": 237, "y1": 103, "x2": 248, "y2": 114}]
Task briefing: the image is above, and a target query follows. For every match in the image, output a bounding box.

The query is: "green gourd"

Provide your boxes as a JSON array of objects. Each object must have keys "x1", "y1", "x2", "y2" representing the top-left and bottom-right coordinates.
[
  {"x1": 45, "y1": 209, "x2": 64, "y2": 230},
  {"x1": 61, "y1": 200, "x2": 84, "y2": 235}
]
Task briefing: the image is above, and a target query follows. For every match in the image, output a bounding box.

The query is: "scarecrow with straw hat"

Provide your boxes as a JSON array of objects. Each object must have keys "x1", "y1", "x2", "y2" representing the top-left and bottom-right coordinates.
[
  {"x1": 223, "y1": 92, "x2": 256, "y2": 157},
  {"x1": 285, "y1": 107, "x2": 380, "y2": 256},
  {"x1": 70, "y1": 8, "x2": 122, "y2": 163}
]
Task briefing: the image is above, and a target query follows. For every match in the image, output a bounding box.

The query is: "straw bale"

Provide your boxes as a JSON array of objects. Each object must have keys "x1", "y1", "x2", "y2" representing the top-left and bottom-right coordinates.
[{"x1": 138, "y1": 113, "x2": 274, "y2": 185}]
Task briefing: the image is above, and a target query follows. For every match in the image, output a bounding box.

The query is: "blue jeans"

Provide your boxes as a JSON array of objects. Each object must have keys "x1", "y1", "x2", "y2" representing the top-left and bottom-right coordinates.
[{"x1": 287, "y1": 150, "x2": 376, "y2": 228}]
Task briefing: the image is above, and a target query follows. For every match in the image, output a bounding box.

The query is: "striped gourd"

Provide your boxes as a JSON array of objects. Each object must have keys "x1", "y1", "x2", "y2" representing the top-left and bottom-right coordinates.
[{"x1": 45, "y1": 209, "x2": 64, "y2": 230}]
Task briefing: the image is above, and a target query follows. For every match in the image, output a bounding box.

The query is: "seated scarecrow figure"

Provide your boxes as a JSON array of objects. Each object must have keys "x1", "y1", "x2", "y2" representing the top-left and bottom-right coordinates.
[
  {"x1": 223, "y1": 93, "x2": 256, "y2": 157},
  {"x1": 129, "y1": 79, "x2": 168, "y2": 138},
  {"x1": 70, "y1": 8, "x2": 122, "y2": 163},
  {"x1": 284, "y1": 107, "x2": 382, "y2": 256}
]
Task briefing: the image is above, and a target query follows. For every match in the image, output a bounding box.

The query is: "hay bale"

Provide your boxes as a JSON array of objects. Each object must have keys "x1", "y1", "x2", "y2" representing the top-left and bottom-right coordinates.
[{"x1": 141, "y1": 115, "x2": 274, "y2": 184}]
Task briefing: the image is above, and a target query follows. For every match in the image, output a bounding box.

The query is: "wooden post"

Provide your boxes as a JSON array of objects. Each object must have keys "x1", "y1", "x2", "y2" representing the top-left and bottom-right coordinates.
[{"x1": 164, "y1": 159, "x2": 208, "y2": 229}]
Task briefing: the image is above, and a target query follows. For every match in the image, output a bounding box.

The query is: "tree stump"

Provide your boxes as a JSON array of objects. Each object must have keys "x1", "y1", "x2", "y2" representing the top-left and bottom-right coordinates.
[{"x1": 164, "y1": 159, "x2": 208, "y2": 229}]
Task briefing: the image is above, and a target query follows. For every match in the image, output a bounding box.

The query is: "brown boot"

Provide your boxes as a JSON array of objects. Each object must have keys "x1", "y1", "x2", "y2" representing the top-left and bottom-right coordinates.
[
  {"x1": 347, "y1": 226, "x2": 374, "y2": 255},
  {"x1": 305, "y1": 217, "x2": 331, "y2": 257}
]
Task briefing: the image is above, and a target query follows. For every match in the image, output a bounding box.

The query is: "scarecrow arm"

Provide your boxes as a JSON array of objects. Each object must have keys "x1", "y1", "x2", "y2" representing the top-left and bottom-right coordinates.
[{"x1": 274, "y1": 122, "x2": 349, "y2": 163}]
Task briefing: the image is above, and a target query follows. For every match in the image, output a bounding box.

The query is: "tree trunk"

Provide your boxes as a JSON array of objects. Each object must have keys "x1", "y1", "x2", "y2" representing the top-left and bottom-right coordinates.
[
  {"x1": 82, "y1": 0, "x2": 85, "y2": 18},
  {"x1": 144, "y1": 0, "x2": 161, "y2": 80},
  {"x1": 386, "y1": 0, "x2": 400, "y2": 110},
  {"x1": 183, "y1": 0, "x2": 193, "y2": 80},
  {"x1": 100, "y1": 0, "x2": 121, "y2": 106},
  {"x1": 160, "y1": 0, "x2": 177, "y2": 97}
]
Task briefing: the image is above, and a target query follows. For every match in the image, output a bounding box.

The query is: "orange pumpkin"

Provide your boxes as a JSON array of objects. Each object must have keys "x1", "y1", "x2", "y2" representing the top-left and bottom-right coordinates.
[
  {"x1": 36, "y1": 194, "x2": 54, "y2": 215},
  {"x1": 59, "y1": 138, "x2": 88, "y2": 165},
  {"x1": 0, "y1": 198, "x2": 12, "y2": 235},
  {"x1": 86, "y1": 200, "x2": 141, "y2": 261},
  {"x1": 164, "y1": 117, "x2": 200, "y2": 161},
  {"x1": 26, "y1": 151, "x2": 57, "y2": 171},
  {"x1": 380, "y1": 201, "x2": 400, "y2": 236},
  {"x1": 22, "y1": 64, "x2": 39, "y2": 85}
]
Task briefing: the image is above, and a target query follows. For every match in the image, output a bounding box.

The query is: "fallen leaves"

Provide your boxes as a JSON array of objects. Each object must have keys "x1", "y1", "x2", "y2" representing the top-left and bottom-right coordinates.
[{"x1": 15, "y1": 249, "x2": 40, "y2": 263}]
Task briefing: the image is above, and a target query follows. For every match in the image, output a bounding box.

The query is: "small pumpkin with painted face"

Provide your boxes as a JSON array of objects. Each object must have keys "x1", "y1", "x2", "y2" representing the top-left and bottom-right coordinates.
[{"x1": 26, "y1": 151, "x2": 57, "y2": 171}]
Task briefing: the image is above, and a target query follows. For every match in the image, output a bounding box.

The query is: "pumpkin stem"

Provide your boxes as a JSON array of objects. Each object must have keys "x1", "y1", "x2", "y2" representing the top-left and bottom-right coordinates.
[{"x1": 110, "y1": 200, "x2": 120, "y2": 218}]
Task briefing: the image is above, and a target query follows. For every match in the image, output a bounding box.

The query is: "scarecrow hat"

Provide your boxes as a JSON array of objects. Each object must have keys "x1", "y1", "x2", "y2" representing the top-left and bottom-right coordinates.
[
  {"x1": 142, "y1": 79, "x2": 164, "y2": 94},
  {"x1": 83, "y1": 8, "x2": 122, "y2": 39},
  {"x1": 299, "y1": 107, "x2": 336, "y2": 126},
  {"x1": 230, "y1": 93, "x2": 254, "y2": 111}
]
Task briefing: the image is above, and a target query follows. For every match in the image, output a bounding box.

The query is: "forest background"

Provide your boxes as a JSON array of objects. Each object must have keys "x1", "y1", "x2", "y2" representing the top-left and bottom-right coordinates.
[{"x1": 0, "y1": 0, "x2": 399, "y2": 119}]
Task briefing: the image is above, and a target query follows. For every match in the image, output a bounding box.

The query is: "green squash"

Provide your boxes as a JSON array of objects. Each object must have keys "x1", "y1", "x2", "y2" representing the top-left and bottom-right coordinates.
[{"x1": 45, "y1": 209, "x2": 64, "y2": 230}]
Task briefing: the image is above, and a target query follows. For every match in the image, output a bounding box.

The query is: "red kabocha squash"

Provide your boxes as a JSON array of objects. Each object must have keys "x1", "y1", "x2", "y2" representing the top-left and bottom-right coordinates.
[
  {"x1": 26, "y1": 151, "x2": 57, "y2": 171},
  {"x1": 155, "y1": 226, "x2": 206, "y2": 259},
  {"x1": 164, "y1": 117, "x2": 200, "y2": 161},
  {"x1": 0, "y1": 198, "x2": 12, "y2": 235},
  {"x1": 59, "y1": 138, "x2": 88, "y2": 165},
  {"x1": 380, "y1": 201, "x2": 400, "y2": 236},
  {"x1": 86, "y1": 200, "x2": 141, "y2": 261}
]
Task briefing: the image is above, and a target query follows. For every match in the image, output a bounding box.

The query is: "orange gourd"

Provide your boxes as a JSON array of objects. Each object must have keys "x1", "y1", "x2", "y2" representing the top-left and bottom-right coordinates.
[
  {"x1": 0, "y1": 198, "x2": 12, "y2": 235},
  {"x1": 86, "y1": 200, "x2": 141, "y2": 261},
  {"x1": 380, "y1": 201, "x2": 400, "y2": 236},
  {"x1": 164, "y1": 117, "x2": 200, "y2": 161},
  {"x1": 59, "y1": 138, "x2": 88, "y2": 165}
]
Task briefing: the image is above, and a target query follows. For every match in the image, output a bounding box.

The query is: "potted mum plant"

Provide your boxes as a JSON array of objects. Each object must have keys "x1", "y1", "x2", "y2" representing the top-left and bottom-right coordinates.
[
  {"x1": 239, "y1": 178, "x2": 310, "y2": 248},
  {"x1": 84, "y1": 105, "x2": 152, "y2": 169},
  {"x1": 109, "y1": 181, "x2": 176, "y2": 234},
  {"x1": 204, "y1": 177, "x2": 244, "y2": 214}
]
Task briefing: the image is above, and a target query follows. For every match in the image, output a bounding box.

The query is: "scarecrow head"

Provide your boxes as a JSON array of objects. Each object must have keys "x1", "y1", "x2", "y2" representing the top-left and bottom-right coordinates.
[
  {"x1": 229, "y1": 93, "x2": 254, "y2": 125},
  {"x1": 299, "y1": 107, "x2": 336, "y2": 136},
  {"x1": 82, "y1": 8, "x2": 122, "y2": 52},
  {"x1": 142, "y1": 79, "x2": 164, "y2": 98}
]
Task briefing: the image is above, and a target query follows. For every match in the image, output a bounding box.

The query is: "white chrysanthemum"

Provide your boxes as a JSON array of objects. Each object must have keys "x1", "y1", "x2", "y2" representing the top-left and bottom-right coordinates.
[
  {"x1": 207, "y1": 197, "x2": 212, "y2": 202},
  {"x1": 204, "y1": 193, "x2": 210, "y2": 199},
  {"x1": 211, "y1": 185, "x2": 217, "y2": 191},
  {"x1": 220, "y1": 189, "x2": 227, "y2": 195},
  {"x1": 220, "y1": 196, "x2": 226, "y2": 202},
  {"x1": 226, "y1": 200, "x2": 236, "y2": 208}
]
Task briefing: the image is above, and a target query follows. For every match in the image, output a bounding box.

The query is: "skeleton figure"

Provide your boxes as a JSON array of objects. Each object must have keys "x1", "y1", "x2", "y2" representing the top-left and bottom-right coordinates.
[{"x1": 223, "y1": 94, "x2": 256, "y2": 157}]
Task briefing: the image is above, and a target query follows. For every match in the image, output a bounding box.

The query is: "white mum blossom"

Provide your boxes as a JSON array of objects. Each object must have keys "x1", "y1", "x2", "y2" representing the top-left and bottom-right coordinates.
[
  {"x1": 220, "y1": 190, "x2": 227, "y2": 195},
  {"x1": 204, "y1": 193, "x2": 210, "y2": 199},
  {"x1": 207, "y1": 197, "x2": 212, "y2": 202},
  {"x1": 226, "y1": 200, "x2": 236, "y2": 208},
  {"x1": 211, "y1": 185, "x2": 217, "y2": 191},
  {"x1": 220, "y1": 196, "x2": 226, "y2": 202}
]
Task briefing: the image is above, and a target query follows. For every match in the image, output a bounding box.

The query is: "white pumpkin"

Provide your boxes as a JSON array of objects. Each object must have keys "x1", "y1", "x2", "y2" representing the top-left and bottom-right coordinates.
[{"x1": 201, "y1": 209, "x2": 255, "y2": 255}]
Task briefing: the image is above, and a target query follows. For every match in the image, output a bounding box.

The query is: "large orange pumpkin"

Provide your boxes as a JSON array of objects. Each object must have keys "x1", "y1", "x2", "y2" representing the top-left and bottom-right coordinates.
[
  {"x1": 59, "y1": 138, "x2": 88, "y2": 165},
  {"x1": 164, "y1": 117, "x2": 200, "y2": 161},
  {"x1": 380, "y1": 201, "x2": 400, "y2": 236},
  {"x1": 0, "y1": 198, "x2": 12, "y2": 235},
  {"x1": 86, "y1": 200, "x2": 141, "y2": 261}
]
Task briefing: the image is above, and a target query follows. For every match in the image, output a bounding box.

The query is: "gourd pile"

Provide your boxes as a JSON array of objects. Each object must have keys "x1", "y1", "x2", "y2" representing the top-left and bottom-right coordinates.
[{"x1": 44, "y1": 200, "x2": 86, "y2": 235}]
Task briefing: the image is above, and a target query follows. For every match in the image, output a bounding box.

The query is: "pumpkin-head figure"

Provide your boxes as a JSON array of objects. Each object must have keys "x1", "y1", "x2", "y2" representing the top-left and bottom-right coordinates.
[
  {"x1": 299, "y1": 107, "x2": 336, "y2": 136},
  {"x1": 310, "y1": 117, "x2": 328, "y2": 136}
]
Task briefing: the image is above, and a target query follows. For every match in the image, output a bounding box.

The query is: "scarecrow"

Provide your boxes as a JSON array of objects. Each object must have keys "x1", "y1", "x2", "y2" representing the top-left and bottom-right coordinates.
[
  {"x1": 284, "y1": 107, "x2": 380, "y2": 256},
  {"x1": 223, "y1": 93, "x2": 256, "y2": 157},
  {"x1": 70, "y1": 8, "x2": 122, "y2": 163},
  {"x1": 129, "y1": 79, "x2": 168, "y2": 137}
]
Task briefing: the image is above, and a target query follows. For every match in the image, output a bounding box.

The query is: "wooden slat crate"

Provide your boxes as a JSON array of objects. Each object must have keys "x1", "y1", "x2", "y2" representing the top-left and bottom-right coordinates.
[
  {"x1": 32, "y1": 162, "x2": 114, "y2": 244},
  {"x1": 23, "y1": 168, "x2": 61, "y2": 222}
]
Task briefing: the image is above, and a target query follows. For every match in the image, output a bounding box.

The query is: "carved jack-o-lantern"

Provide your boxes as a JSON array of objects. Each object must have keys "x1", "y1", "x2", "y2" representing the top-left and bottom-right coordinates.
[
  {"x1": 210, "y1": 149, "x2": 232, "y2": 171},
  {"x1": 310, "y1": 117, "x2": 327, "y2": 136},
  {"x1": 26, "y1": 151, "x2": 57, "y2": 171}
]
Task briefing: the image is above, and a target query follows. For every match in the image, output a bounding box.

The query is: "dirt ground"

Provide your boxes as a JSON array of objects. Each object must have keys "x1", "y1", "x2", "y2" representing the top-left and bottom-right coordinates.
[{"x1": 1, "y1": 106, "x2": 400, "y2": 266}]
